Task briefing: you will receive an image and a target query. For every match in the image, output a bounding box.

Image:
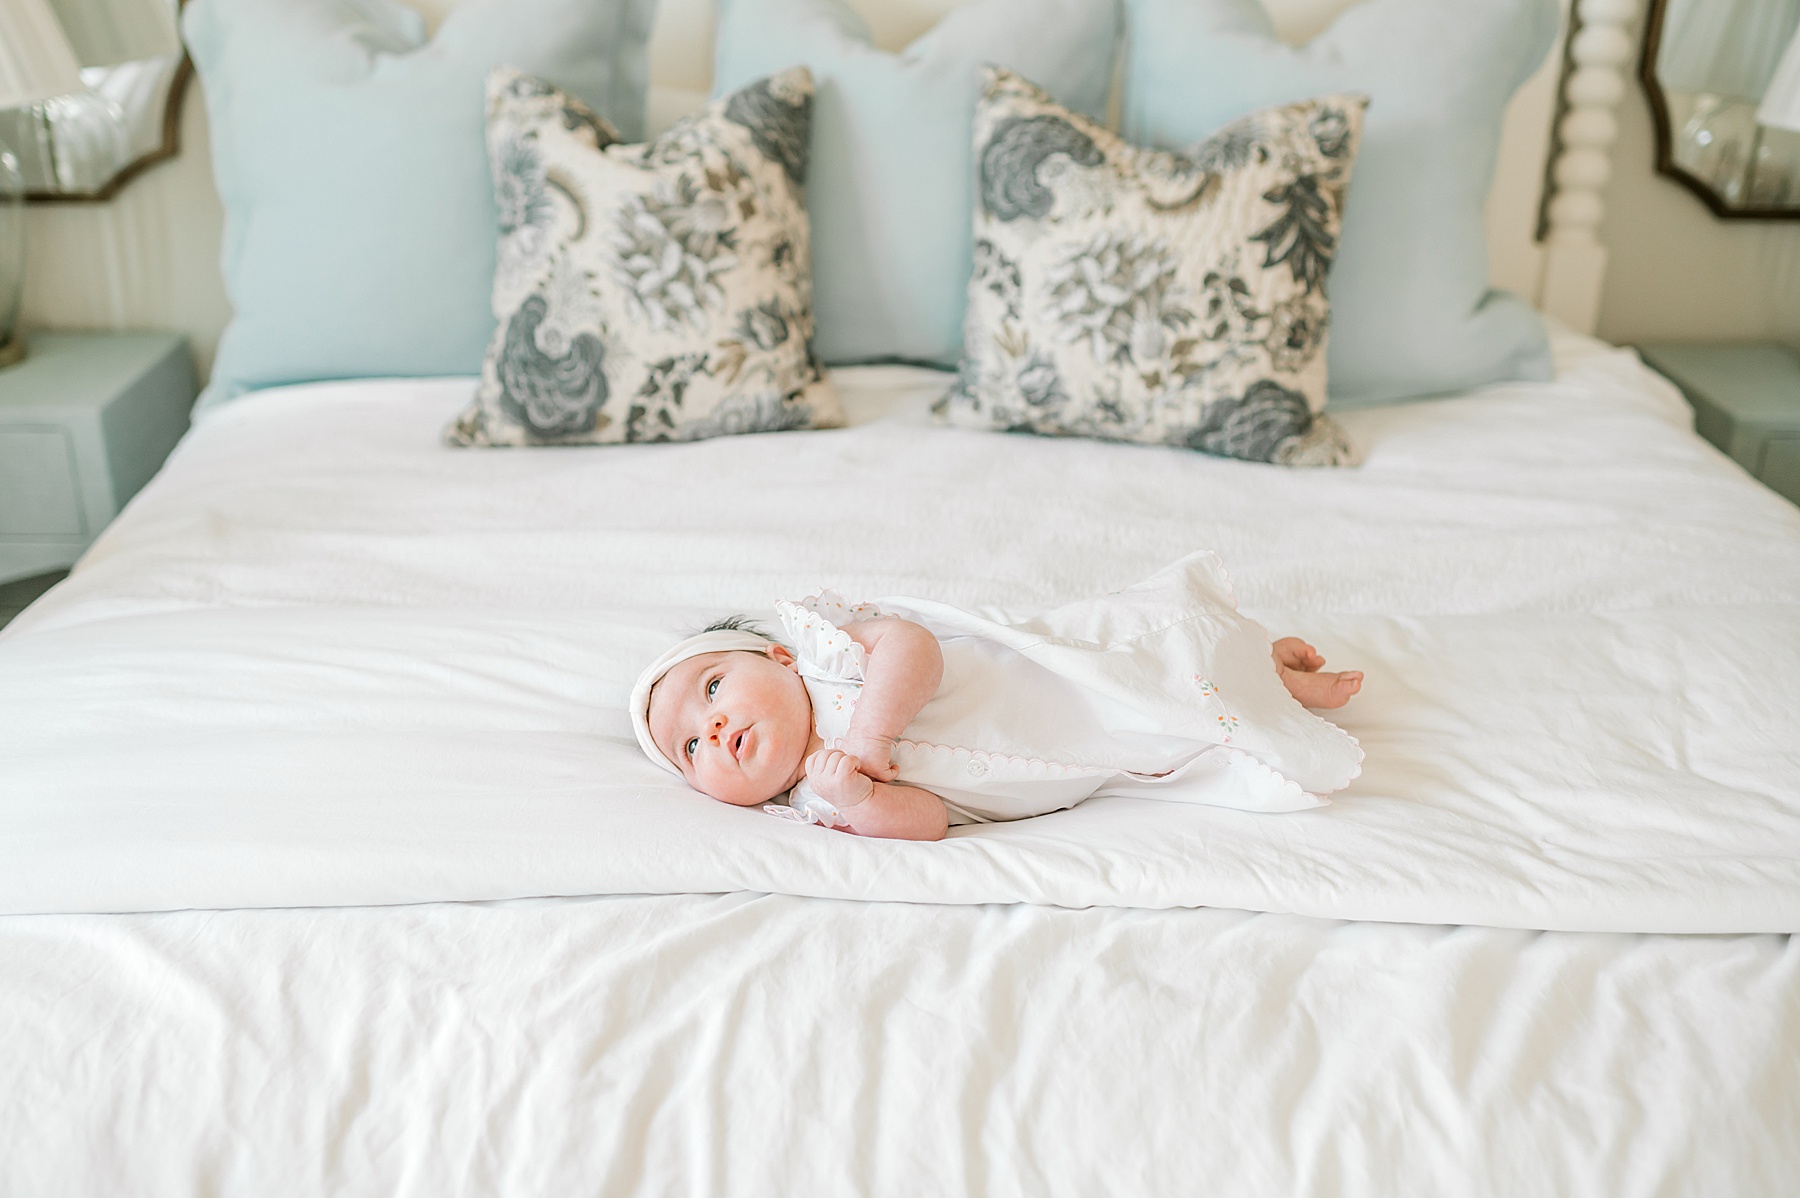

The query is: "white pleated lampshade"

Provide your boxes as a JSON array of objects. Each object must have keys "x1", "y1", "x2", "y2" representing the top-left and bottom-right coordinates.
[
  {"x1": 1657, "y1": 0, "x2": 1800, "y2": 102},
  {"x1": 44, "y1": 0, "x2": 180, "y2": 69},
  {"x1": 0, "y1": 0, "x2": 86, "y2": 108},
  {"x1": 1758, "y1": 31, "x2": 1800, "y2": 130}
]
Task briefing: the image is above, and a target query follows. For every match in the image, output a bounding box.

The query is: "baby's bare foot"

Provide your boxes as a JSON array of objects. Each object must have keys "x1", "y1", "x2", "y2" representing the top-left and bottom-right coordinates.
[{"x1": 1280, "y1": 666, "x2": 1362, "y2": 709}]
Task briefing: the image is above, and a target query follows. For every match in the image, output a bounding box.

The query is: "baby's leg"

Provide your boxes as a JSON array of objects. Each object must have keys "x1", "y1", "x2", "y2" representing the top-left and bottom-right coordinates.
[{"x1": 1272, "y1": 637, "x2": 1362, "y2": 709}]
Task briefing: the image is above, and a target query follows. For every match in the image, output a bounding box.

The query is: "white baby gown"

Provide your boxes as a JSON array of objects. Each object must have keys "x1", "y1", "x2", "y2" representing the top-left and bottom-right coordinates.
[{"x1": 775, "y1": 552, "x2": 1363, "y2": 827}]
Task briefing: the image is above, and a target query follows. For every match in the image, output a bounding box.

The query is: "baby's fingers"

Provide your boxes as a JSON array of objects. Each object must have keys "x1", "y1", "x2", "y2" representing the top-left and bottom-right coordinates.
[
  {"x1": 809, "y1": 749, "x2": 858, "y2": 779},
  {"x1": 1276, "y1": 638, "x2": 1326, "y2": 672}
]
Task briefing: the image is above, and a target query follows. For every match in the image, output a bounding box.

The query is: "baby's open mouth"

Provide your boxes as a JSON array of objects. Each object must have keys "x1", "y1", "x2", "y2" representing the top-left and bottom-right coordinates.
[{"x1": 733, "y1": 730, "x2": 748, "y2": 760}]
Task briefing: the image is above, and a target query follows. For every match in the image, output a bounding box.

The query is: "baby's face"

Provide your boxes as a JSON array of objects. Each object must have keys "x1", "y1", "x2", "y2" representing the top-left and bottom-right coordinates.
[{"x1": 648, "y1": 646, "x2": 815, "y2": 807}]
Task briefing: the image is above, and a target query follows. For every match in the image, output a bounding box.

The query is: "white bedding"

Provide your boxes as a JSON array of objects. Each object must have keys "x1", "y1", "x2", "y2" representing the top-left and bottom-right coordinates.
[
  {"x1": 3, "y1": 328, "x2": 1799, "y2": 930},
  {"x1": 3, "y1": 327, "x2": 1799, "y2": 1194}
]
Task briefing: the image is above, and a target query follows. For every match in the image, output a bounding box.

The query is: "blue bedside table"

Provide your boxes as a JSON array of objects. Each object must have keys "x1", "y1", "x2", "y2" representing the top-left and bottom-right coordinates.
[
  {"x1": 0, "y1": 332, "x2": 197, "y2": 586},
  {"x1": 1636, "y1": 342, "x2": 1800, "y2": 507}
]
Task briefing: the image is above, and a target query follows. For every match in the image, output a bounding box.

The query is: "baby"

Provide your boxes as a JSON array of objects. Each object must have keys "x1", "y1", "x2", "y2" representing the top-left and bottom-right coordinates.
[{"x1": 632, "y1": 553, "x2": 1365, "y2": 842}]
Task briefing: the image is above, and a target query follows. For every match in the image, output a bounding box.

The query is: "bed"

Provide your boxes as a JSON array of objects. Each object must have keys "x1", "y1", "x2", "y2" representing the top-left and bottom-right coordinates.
[
  {"x1": 4, "y1": 0, "x2": 1798, "y2": 1192},
  {"x1": 5, "y1": 329, "x2": 1799, "y2": 1191}
]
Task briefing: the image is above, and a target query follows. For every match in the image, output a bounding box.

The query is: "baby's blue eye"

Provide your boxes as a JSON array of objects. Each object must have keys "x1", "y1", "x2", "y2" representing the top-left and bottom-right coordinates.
[
  {"x1": 707, "y1": 677, "x2": 720, "y2": 699},
  {"x1": 685, "y1": 737, "x2": 699, "y2": 759}
]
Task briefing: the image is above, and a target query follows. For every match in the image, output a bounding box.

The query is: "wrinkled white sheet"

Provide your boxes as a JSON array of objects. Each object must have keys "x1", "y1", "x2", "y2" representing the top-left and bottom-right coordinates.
[
  {"x1": 2, "y1": 896, "x2": 1796, "y2": 1197},
  {"x1": 2, "y1": 329, "x2": 1798, "y2": 929}
]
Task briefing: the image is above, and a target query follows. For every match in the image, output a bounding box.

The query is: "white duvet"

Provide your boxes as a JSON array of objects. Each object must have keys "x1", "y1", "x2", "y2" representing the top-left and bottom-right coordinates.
[{"x1": 2, "y1": 329, "x2": 1799, "y2": 931}]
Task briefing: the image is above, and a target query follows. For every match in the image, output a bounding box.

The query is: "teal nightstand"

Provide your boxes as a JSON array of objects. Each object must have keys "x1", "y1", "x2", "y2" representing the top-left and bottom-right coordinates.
[
  {"x1": 0, "y1": 332, "x2": 197, "y2": 585},
  {"x1": 1637, "y1": 342, "x2": 1800, "y2": 507}
]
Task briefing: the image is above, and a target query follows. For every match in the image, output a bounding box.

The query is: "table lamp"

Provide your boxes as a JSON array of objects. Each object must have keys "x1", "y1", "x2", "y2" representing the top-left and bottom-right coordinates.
[{"x1": 0, "y1": 0, "x2": 85, "y2": 368}]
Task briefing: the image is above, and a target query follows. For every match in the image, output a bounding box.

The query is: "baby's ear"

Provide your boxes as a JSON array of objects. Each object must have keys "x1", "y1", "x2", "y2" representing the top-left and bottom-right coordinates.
[{"x1": 767, "y1": 643, "x2": 796, "y2": 668}]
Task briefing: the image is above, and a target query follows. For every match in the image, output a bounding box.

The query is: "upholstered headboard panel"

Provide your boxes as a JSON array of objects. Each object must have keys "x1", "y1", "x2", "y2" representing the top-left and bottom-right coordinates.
[{"x1": 22, "y1": 0, "x2": 1626, "y2": 381}]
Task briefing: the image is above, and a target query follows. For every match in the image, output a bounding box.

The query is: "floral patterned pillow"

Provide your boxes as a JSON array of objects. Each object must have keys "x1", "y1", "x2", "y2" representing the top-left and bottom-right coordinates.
[
  {"x1": 446, "y1": 67, "x2": 840, "y2": 447},
  {"x1": 937, "y1": 69, "x2": 1366, "y2": 466}
]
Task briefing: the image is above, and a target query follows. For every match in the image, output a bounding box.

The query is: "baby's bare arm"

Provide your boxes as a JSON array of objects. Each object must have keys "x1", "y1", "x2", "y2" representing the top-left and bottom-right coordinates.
[
  {"x1": 805, "y1": 748, "x2": 948, "y2": 841},
  {"x1": 843, "y1": 781, "x2": 949, "y2": 841},
  {"x1": 841, "y1": 616, "x2": 943, "y2": 780}
]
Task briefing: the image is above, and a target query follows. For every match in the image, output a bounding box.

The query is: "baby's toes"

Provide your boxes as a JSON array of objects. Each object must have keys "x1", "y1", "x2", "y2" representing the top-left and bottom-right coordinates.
[{"x1": 1287, "y1": 668, "x2": 1362, "y2": 709}]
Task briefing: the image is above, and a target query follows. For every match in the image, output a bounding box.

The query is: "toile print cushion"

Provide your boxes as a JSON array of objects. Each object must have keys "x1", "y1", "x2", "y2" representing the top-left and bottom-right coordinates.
[
  {"x1": 446, "y1": 67, "x2": 840, "y2": 447},
  {"x1": 937, "y1": 68, "x2": 1365, "y2": 466}
]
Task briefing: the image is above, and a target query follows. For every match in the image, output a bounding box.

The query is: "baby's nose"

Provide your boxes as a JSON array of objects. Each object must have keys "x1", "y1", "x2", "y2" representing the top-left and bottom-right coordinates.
[{"x1": 709, "y1": 712, "x2": 727, "y2": 737}]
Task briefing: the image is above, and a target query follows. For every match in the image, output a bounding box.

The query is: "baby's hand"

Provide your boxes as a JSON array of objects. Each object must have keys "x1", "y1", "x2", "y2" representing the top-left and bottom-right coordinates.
[
  {"x1": 1271, "y1": 636, "x2": 1326, "y2": 673},
  {"x1": 806, "y1": 748, "x2": 876, "y2": 807},
  {"x1": 840, "y1": 734, "x2": 899, "y2": 782}
]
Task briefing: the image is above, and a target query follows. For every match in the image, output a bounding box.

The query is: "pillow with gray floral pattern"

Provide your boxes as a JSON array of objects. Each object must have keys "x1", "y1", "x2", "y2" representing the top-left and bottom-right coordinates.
[
  {"x1": 447, "y1": 66, "x2": 840, "y2": 447},
  {"x1": 937, "y1": 68, "x2": 1366, "y2": 466}
]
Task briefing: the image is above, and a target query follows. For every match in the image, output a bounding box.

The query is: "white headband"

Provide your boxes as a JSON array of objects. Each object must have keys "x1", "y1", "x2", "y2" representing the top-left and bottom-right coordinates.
[{"x1": 631, "y1": 630, "x2": 779, "y2": 775}]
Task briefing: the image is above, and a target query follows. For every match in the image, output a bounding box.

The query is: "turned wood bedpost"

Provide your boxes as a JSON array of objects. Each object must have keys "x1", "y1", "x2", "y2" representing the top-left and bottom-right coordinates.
[{"x1": 1536, "y1": 0, "x2": 1644, "y2": 334}]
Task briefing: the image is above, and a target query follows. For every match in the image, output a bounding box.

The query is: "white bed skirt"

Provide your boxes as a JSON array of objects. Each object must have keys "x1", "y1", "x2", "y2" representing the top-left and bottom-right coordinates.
[{"x1": 3, "y1": 894, "x2": 1796, "y2": 1197}]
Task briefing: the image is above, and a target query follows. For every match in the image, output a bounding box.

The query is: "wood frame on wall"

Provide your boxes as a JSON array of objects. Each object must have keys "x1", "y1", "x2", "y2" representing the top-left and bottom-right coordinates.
[
  {"x1": 1638, "y1": 0, "x2": 1800, "y2": 221},
  {"x1": 23, "y1": 0, "x2": 194, "y2": 206}
]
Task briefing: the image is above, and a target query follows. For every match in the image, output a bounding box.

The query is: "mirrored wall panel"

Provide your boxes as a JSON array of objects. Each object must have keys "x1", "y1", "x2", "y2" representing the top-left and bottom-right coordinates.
[{"x1": 1644, "y1": 0, "x2": 1800, "y2": 217}]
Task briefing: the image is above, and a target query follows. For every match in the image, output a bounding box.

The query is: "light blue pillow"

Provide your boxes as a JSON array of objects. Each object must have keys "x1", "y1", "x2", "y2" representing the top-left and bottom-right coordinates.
[
  {"x1": 185, "y1": 0, "x2": 655, "y2": 410},
  {"x1": 1124, "y1": 0, "x2": 1559, "y2": 406},
  {"x1": 712, "y1": 0, "x2": 1121, "y2": 367}
]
